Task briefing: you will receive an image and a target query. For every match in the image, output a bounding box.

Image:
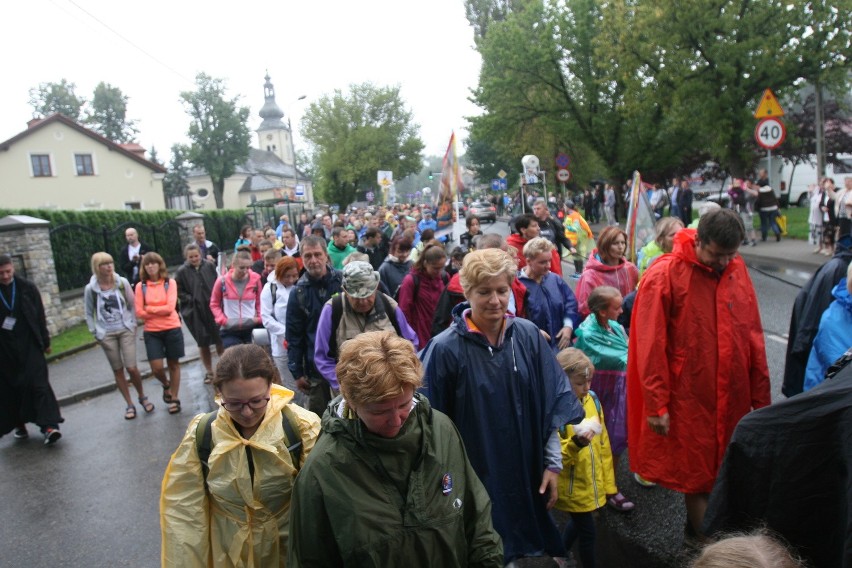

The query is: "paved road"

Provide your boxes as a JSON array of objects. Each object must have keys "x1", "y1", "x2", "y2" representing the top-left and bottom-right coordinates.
[{"x1": 0, "y1": 220, "x2": 811, "y2": 567}]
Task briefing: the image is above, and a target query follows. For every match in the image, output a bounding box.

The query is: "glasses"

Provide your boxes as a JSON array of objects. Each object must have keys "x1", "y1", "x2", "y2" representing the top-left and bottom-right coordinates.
[{"x1": 220, "y1": 397, "x2": 270, "y2": 412}]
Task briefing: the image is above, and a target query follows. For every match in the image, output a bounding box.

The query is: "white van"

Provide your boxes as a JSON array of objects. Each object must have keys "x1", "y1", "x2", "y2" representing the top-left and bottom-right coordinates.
[{"x1": 760, "y1": 154, "x2": 852, "y2": 207}]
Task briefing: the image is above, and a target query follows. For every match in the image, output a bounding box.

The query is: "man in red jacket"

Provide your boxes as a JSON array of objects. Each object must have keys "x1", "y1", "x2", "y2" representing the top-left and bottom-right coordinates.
[{"x1": 627, "y1": 208, "x2": 770, "y2": 541}]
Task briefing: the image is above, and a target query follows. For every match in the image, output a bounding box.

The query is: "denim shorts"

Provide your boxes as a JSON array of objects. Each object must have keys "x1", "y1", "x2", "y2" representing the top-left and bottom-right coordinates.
[{"x1": 143, "y1": 328, "x2": 185, "y2": 361}]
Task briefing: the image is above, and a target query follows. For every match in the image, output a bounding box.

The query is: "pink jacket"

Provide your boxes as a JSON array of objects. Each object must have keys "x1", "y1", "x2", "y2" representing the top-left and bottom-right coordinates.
[
  {"x1": 209, "y1": 270, "x2": 262, "y2": 330},
  {"x1": 575, "y1": 251, "x2": 639, "y2": 317}
]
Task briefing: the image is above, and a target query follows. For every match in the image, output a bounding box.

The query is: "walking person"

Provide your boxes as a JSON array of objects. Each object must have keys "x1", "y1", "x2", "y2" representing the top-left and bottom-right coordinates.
[
  {"x1": 573, "y1": 286, "x2": 634, "y2": 512},
  {"x1": 553, "y1": 348, "x2": 619, "y2": 568},
  {"x1": 604, "y1": 184, "x2": 617, "y2": 226},
  {"x1": 160, "y1": 344, "x2": 321, "y2": 567},
  {"x1": 754, "y1": 180, "x2": 782, "y2": 242},
  {"x1": 808, "y1": 183, "x2": 825, "y2": 253},
  {"x1": 0, "y1": 254, "x2": 63, "y2": 444},
  {"x1": 119, "y1": 227, "x2": 153, "y2": 286},
  {"x1": 420, "y1": 248, "x2": 584, "y2": 564},
  {"x1": 627, "y1": 209, "x2": 770, "y2": 541},
  {"x1": 260, "y1": 256, "x2": 303, "y2": 406},
  {"x1": 136, "y1": 252, "x2": 184, "y2": 415},
  {"x1": 288, "y1": 331, "x2": 503, "y2": 567},
  {"x1": 677, "y1": 179, "x2": 694, "y2": 227},
  {"x1": 175, "y1": 243, "x2": 223, "y2": 383},
  {"x1": 85, "y1": 252, "x2": 153, "y2": 420},
  {"x1": 210, "y1": 251, "x2": 263, "y2": 349},
  {"x1": 397, "y1": 242, "x2": 448, "y2": 348},
  {"x1": 575, "y1": 226, "x2": 639, "y2": 318}
]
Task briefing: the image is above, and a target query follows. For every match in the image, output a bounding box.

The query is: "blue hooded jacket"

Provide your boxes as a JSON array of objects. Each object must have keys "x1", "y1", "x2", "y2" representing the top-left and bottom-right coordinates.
[
  {"x1": 804, "y1": 278, "x2": 852, "y2": 391},
  {"x1": 420, "y1": 305, "x2": 584, "y2": 562}
]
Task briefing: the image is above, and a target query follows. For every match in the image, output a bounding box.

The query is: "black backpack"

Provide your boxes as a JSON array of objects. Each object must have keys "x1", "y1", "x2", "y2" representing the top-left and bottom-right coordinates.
[{"x1": 195, "y1": 407, "x2": 303, "y2": 490}]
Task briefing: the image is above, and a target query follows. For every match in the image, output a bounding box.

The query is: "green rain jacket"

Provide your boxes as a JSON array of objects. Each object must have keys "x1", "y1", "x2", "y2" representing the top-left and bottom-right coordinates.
[{"x1": 287, "y1": 393, "x2": 503, "y2": 567}]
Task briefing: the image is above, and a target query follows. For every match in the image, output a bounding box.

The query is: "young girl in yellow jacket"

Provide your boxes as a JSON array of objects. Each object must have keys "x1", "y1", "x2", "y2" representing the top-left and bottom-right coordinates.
[{"x1": 553, "y1": 348, "x2": 617, "y2": 568}]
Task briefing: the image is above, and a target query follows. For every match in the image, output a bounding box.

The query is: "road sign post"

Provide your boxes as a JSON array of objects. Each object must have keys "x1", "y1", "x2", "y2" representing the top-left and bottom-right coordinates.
[{"x1": 753, "y1": 90, "x2": 786, "y2": 191}]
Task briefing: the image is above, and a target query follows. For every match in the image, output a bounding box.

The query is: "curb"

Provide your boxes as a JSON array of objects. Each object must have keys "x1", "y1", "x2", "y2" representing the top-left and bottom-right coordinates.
[
  {"x1": 46, "y1": 341, "x2": 98, "y2": 364},
  {"x1": 56, "y1": 353, "x2": 202, "y2": 407}
]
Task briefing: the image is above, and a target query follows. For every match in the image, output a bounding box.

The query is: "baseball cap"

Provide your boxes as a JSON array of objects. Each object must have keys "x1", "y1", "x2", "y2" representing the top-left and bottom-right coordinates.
[{"x1": 342, "y1": 261, "x2": 380, "y2": 298}]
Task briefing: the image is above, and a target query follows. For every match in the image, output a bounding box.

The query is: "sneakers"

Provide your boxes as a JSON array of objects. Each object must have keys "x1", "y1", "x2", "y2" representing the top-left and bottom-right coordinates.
[
  {"x1": 13, "y1": 425, "x2": 28, "y2": 439},
  {"x1": 43, "y1": 428, "x2": 62, "y2": 446},
  {"x1": 633, "y1": 472, "x2": 657, "y2": 487}
]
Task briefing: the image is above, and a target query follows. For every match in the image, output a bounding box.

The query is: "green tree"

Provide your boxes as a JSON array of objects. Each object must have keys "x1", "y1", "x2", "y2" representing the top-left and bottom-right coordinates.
[
  {"x1": 163, "y1": 144, "x2": 191, "y2": 207},
  {"x1": 599, "y1": 0, "x2": 852, "y2": 177},
  {"x1": 28, "y1": 79, "x2": 85, "y2": 120},
  {"x1": 85, "y1": 82, "x2": 138, "y2": 143},
  {"x1": 301, "y1": 83, "x2": 425, "y2": 207},
  {"x1": 180, "y1": 73, "x2": 251, "y2": 209}
]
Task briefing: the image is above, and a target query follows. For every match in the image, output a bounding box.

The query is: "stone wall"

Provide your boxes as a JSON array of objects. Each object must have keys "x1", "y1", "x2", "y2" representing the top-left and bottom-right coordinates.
[{"x1": 0, "y1": 216, "x2": 63, "y2": 336}]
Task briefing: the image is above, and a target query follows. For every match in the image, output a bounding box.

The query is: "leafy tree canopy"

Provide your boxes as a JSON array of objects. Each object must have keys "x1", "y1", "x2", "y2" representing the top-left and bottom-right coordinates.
[
  {"x1": 28, "y1": 79, "x2": 85, "y2": 121},
  {"x1": 163, "y1": 144, "x2": 191, "y2": 199},
  {"x1": 301, "y1": 83, "x2": 425, "y2": 208},
  {"x1": 180, "y1": 73, "x2": 251, "y2": 209},
  {"x1": 86, "y1": 82, "x2": 138, "y2": 143},
  {"x1": 468, "y1": 0, "x2": 852, "y2": 185}
]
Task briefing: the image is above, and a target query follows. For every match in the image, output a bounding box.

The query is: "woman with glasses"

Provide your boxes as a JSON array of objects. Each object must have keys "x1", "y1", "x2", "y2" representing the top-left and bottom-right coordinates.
[
  {"x1": 160, "y1": 343, "x2": 320, "y2": 567},
  {"x1": 84, "y1": 252, "x2": 153, "y2": 420}
]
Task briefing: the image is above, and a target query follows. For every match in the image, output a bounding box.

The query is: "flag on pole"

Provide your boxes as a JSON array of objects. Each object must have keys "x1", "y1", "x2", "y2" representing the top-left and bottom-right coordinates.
[
  {"x1": 624, "y1": 171, "x2": 657, "y2": 263},
  {"x1": 436, "y1": 132, "x2": 464, "y2": 236}
]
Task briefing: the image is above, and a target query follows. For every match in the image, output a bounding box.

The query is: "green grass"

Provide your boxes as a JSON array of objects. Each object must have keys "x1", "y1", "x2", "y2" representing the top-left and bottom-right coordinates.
[
  {"x1": 751, "y1": 205, "x2": 809, "y2": 240},
  {"x1": 50, "y1": 322, "x2": 95, "y2": 358}
]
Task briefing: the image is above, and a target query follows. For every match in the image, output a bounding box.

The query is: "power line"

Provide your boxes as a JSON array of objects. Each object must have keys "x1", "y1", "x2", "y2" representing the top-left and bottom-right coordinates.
[{"x1": 57, "y1": 0, "x2": 195, "y2": 85}]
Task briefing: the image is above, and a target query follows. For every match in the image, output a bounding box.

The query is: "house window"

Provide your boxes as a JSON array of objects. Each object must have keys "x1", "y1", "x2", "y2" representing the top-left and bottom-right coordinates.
[
  {"x1": 31, "y1": 154, "x2": 52, "y2": 177},
  {"x1": 75, "y1": 154, "x2": 94, "y2": 176},
  {"x1": 124, "y1": 202, "x2": 141, "y2": 210}
]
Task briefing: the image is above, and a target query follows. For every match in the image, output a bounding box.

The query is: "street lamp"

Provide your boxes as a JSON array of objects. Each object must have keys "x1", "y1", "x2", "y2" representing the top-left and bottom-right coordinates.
[{"x1": 288, "y1": 95, "x2": 307, "y2": 207}]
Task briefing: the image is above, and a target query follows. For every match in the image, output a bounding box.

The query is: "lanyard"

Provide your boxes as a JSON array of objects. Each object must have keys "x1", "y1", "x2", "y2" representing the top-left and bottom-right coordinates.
[{"x1": 0, "y1": 280, "x2": 15, "y2": 312}]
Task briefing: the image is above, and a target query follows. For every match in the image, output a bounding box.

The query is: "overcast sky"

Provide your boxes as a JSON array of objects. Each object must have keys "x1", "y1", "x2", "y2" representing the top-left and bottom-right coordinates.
[{"x1": 2, "y1": 0, "x2": 483, "y2": 163}]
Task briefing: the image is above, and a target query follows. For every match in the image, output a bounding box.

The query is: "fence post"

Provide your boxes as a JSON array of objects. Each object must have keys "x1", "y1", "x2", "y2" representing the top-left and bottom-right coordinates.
[
  {"x1": 0, "y1": 215, "x2": 62, "y2": 336},
  {"x1": 175, "y1": 211, "x2": 205, "y2": 250}
]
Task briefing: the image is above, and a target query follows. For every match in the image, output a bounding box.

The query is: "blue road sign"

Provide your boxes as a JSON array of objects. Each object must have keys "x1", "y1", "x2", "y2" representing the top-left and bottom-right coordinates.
[
  {"x1": 499, "y1": 178, "x2": 508, "y2": 191},
  {"x1": 491, "y1": 179, "x2": 500, "y2": 191}
]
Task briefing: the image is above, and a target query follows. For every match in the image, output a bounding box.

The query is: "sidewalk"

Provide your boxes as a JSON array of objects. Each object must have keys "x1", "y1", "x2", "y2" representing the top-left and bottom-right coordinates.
[{"x1": 50, "y1": 324, "x2": 201, "y2": 407}]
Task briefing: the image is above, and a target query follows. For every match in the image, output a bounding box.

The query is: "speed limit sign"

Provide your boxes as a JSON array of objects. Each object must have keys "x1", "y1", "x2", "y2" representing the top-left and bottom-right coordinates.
[{"x1": 754, "y1": 117, "x2": 786, "y2": 150}]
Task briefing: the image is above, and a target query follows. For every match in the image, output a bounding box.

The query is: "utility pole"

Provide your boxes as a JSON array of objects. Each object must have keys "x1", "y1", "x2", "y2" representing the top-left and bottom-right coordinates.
[{"x1": 814, "y1": 80, "x2": 826, "y2": 178}]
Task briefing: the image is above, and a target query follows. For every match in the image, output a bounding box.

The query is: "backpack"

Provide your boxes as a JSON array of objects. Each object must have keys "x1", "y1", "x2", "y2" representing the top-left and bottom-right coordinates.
[
  {"x1": 195, "y1": 406, "x2": 302, "y2": 490},
  {"x1": 400, "y1": 271, "x2": 449, "y2": 303},
  {"x1": 327, "y1": 293, "x2": 402, "y2": 359},
  {"x1": 729, "y1": 186, "x2": 746, "y2": 207}
]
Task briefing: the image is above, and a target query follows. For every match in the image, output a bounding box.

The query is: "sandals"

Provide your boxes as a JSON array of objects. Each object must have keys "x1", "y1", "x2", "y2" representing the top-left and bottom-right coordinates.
[
  {"x1": 607, "y1": 492, "x2": 635, "y2": 512},
  {"x1": 168, "y1": 400, "x2": 182, "y2": 414},
  {"x1": 139, "y1": 396, "x2": 155, "y2": 414},
  {"x1": 162, "y1": 382, "x2": 173, "y2": 403},
  {"x1": 124, "y1": 405, "x2": 137, "y2": 420}
]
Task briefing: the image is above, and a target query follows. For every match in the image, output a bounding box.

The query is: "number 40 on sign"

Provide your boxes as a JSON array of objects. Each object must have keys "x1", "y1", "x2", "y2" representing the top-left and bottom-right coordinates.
[{"x1": 754, "y1": 117, "x2": 786, "y2": 150}]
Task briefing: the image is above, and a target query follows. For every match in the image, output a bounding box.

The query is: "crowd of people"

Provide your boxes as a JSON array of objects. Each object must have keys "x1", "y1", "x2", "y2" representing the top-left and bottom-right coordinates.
[{"x1": 3, "y1": 172, "x2": 849, "y2": 567}]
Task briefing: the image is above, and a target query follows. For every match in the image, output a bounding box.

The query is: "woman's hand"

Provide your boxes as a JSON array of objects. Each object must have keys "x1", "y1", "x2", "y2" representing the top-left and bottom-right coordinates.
[
  {"x1": 539, "y1": 469, "x2": 559, "y2": 510},
  {"x1": 647, "y1": 413, "x2": 670, "y2": 436},
  {"x1": 556, "y1": 326, "x2": 573, "y2": 350}
]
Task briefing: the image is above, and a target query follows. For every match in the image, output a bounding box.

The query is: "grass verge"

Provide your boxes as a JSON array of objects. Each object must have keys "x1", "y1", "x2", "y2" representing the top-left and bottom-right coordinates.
[{"x1": 50, "y1": 322, "x2": 95, "y2": 359}]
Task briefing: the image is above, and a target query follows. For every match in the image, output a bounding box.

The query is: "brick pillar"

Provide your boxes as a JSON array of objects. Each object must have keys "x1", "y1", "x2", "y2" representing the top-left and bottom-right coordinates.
[
  {"x1": 0, "y1": 215, "x2": 62, "y2": 336},
  {"x1": 175, "y1": 211, "x2": 205, "y2": 247}
]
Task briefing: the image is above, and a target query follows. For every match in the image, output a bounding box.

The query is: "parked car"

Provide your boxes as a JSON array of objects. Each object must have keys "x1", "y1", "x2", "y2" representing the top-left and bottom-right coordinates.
[{"x1": 467, "y1": 200, "x2": 497, "y2": 223}]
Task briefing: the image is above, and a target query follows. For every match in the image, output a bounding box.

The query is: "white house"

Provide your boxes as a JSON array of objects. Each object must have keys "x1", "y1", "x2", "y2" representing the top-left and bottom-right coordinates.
[{"x1": 0, "y1": 113, "x2": 166, "y2": 210}]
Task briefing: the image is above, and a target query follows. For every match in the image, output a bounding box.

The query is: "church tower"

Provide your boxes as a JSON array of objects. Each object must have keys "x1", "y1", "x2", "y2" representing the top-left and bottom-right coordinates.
[{"x1": 256, "y1": 73, "x2": 293, "y2": 166}]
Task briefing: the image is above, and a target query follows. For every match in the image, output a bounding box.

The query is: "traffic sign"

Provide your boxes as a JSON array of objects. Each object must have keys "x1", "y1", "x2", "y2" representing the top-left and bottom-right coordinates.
[
  {"x1": 753, "y1": 89, "x2": 785, "y2": 119},
  {"x1": 497, "y1": 169, "x2": 507, "y2": 179},
  {"x1": 491, "y1": 179, "x2": 500, "y2": 191},
  {"x1": 366, "y1": 191, "x2": 375, "y2": 201},
  {"x1": 555, "y1": 153, "x2": 570, "y2": 169},
  {"x1": 499, "y1": 178, "x2": 507, "y2": 191},
  {"x1": 556, "y1": 169, "x2": 571, "y2": 182},
  {"x1": 295, "y1": 184, "x2": 304, "y2": 197},
  {"x1": 754, "y1": 117, "x2": 786, "y2": 150}
]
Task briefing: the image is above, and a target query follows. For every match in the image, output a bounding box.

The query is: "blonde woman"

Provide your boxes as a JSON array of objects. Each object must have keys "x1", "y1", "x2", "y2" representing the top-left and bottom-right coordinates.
[{"x1": 84, "y1": 252, "x2": 153, "y2": 419}]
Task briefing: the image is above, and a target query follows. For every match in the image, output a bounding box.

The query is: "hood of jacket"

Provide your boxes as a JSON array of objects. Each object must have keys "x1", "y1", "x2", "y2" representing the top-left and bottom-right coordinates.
[
  {"x1": 832, "y1": 278, "x2": 852, "y2": 310},
  {"x1": 320, "y1": 392, "x2": 433, "y2": 453},
  {"x1": 585, "y1": 249, "x2": 629, "y2": 273}
]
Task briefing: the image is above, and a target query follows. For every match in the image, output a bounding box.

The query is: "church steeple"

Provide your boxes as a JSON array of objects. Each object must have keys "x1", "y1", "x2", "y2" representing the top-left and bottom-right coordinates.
[{"x1": 258, "y1": 72, "x2": 286, "y2": 130}]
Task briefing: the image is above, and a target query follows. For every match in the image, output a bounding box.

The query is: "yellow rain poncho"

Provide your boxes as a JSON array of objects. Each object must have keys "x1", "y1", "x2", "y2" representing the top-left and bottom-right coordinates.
[{"x1": 160, "y1": 384, "x2": 320, "y2": 567}]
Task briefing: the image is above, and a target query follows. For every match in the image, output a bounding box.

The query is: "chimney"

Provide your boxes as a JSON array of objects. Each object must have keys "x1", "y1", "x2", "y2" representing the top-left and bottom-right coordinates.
[{"x1": 119, "y1": 143, "x2": 147, "y2": 159}]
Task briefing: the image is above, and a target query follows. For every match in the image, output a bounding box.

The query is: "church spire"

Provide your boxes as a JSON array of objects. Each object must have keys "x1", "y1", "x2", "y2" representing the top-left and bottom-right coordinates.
[{"x1": 258, "y1": 72, "x2": 286, "y2": 130}]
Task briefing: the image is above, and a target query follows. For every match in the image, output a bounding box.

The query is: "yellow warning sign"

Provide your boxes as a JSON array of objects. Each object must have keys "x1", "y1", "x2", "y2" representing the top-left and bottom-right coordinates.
[{"x1": 753, "y1": 89, "x2": 785, "y2": 118}]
